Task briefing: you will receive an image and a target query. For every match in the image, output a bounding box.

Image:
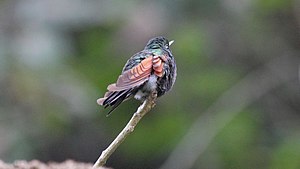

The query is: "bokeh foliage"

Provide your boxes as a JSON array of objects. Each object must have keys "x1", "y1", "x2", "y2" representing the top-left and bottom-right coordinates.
[{"x1": 0, "y1": 0, "x2": 299, "y2": 169}]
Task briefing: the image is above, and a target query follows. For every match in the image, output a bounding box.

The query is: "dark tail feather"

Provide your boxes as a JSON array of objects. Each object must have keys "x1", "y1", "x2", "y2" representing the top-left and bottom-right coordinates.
[
  {"x1": 102, "y1": 89, "x2": 133, "y2": 116},
  {"x1": 103, "y1": 90, "x2": 127, "y2": 106},
  {"x1": 106, "y1": 94, "x2": 126, "y2": 116}
]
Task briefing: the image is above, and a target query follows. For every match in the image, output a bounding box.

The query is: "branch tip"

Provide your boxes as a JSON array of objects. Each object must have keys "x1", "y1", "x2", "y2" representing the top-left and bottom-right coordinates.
[{"x1": 93, "y1": 92, "x2": 157, "y2": 168}]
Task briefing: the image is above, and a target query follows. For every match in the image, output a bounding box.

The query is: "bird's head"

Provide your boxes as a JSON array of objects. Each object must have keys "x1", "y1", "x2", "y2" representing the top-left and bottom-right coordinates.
[{"x1": 145, "y1": 36, "x2": 174, "y2": 51}]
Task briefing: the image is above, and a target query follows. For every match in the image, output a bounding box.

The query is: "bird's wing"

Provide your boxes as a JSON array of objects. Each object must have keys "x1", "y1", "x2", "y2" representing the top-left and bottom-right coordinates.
[
  {"x1": 152, "y1": 55, "x2": 166, "y2": 77},
  {"x1": 107, "y1": 56, "x2": 153, "y2": 91}
]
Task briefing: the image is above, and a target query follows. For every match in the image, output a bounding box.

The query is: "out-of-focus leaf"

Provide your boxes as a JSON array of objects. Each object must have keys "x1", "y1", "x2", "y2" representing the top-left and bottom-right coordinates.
[
  {"x1": 214, "y1": 110, "x2": 260, "y2": 169},
  {"x1": 270, "y1": 137, "x2": 300, "y2": 169}
]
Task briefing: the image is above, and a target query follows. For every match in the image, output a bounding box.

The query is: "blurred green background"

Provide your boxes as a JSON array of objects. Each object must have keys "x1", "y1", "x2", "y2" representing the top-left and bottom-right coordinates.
[{"x1": 0, "y1": 0, "x2": 300, "y2": 169}]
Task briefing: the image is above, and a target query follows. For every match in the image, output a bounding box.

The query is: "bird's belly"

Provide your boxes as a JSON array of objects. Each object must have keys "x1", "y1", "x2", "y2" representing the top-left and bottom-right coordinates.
[{"x1": 134, "y1": 74, "x2": 157, "y2": 100}]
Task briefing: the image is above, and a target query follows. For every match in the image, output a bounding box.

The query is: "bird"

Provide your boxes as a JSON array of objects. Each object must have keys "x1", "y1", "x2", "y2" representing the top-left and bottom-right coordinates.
[{"x1": 97, "y1": 36, "x2": 177, "y2": 115}]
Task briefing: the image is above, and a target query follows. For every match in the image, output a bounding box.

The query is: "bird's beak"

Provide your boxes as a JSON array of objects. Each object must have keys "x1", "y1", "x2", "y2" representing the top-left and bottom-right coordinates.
[{"x1": 169, "y1": 40, "x2": 174, "y2": 46}]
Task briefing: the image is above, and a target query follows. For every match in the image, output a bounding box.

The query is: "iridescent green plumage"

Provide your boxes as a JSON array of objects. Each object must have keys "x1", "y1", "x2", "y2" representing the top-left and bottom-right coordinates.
[{"x1": 97, "y1": 36, "x2": 177, "y2": 115}]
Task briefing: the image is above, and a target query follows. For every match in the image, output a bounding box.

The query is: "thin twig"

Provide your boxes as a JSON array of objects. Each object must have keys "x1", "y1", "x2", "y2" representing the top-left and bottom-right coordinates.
[{"x1": 93, "y1": 91, "x2": 157, "y2": 168}]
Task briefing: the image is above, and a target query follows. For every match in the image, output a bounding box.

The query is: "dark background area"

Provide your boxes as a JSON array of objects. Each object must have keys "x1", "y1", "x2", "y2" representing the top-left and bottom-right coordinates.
[{"x1": 0, "y1": 0, "x2": 300, "y2": 169}]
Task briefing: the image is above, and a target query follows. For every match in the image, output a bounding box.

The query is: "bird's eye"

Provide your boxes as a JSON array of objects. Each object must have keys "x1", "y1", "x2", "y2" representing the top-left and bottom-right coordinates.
[{"x1": 165, "y1": 45, "x2": 169, "y2": 49}]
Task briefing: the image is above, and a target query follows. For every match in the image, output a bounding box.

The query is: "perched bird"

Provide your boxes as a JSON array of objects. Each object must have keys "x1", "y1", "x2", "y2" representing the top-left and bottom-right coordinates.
[{"x1": 97, "y1": 36, "x2": 177, "y2": 115}]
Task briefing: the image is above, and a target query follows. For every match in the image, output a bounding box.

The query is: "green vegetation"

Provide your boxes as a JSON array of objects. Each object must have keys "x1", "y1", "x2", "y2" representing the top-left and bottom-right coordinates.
[{"x1": 0, "y1": 0, "x2": 299, "y2": 169}]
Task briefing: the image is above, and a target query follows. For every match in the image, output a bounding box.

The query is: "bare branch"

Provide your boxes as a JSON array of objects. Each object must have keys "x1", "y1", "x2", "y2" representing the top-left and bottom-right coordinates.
[{"x1": 93, "y1": 91, "x2": 157, "y2": 168}]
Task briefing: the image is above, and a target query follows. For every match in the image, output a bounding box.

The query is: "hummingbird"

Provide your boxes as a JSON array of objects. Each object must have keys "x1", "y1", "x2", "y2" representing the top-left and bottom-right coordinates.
[{"x1": 97, "y1": 36, "x2": 177, "y2": 115}]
